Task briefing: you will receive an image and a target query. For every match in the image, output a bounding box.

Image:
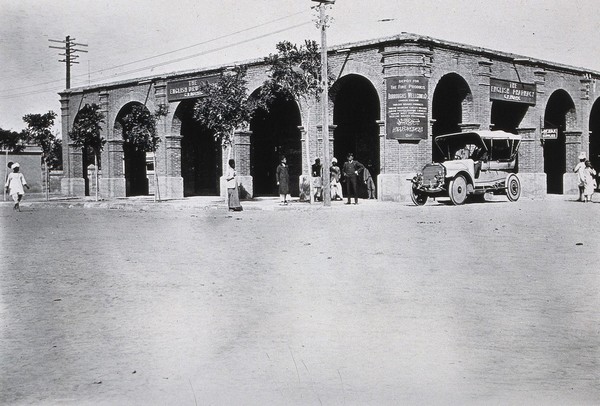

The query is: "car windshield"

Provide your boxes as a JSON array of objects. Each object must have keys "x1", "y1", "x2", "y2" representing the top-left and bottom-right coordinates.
[{"x1": 435, "y1": 132, "x2": 487, "y2": 161}]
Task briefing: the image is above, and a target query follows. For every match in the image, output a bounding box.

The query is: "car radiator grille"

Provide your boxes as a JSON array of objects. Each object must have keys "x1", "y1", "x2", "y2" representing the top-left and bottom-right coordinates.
[{"x1": 422, "y1": 164, "x2": 444, "y2": 185}]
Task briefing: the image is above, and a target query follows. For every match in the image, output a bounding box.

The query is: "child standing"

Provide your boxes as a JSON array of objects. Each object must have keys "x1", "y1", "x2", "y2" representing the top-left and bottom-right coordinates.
[{"x1": 5, "y1": 163, "x2": 30, "y2": 211}]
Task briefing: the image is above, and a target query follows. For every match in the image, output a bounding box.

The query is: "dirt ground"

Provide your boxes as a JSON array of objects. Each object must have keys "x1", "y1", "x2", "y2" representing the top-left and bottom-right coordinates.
[{"x1": 1, "y1": 196, "x2": 599, "y2": 405}]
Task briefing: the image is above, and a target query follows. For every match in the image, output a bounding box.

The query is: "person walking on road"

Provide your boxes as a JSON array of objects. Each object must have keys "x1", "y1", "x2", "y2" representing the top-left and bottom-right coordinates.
[
  {"x1": 342, "y1": 152, "x2": 364, "y2": 205},
  {"x1": 225, "y1": 159, "x2": 243, "y2": 211},
  {"x1": 276, "y1": 156, "x2": 290, "y2": 205},
  {"x1": 5, "y1": 162, "x2": 30, "y2": 211},
  {"x1": 574, "y1": 152, "x2": 587, "y2": 202},
  {"x1": 583, "y1": 160, "x2": 597, "y2": 202}
]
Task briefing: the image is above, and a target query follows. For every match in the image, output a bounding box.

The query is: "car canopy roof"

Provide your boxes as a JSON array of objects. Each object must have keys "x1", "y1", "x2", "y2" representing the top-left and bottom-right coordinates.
[{"x1": 435, "y1": 130, "x2": 521, "y2": 159}]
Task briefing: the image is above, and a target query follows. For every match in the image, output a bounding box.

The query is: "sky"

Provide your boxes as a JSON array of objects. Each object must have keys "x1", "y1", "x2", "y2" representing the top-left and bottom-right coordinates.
[{"x1": 1, "y1": 0, "x2": 600, "y2": 132}]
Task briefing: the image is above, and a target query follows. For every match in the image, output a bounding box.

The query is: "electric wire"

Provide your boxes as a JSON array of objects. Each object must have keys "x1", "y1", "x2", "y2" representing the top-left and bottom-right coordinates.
[{"x1": 0, "y1": 9, "x2": 311, "y2": 95}]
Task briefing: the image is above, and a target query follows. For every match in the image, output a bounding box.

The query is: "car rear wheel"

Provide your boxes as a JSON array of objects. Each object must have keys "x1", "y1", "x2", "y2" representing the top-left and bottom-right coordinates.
[
  {"x1": 506, "y1": 173, "x2": 521, "y2": 202},
  {"x1": 448, "y1": 175, "x2": 468, "y2": 205},
  {"x1": 410, "y1": 186, "x2": 428, "y2": 206}
]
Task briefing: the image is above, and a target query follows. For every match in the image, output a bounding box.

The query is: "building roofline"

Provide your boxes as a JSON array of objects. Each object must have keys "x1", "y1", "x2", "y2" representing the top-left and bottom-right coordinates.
[{"x1": 61, "y1": 32, "x2": 600, "y2": 96}]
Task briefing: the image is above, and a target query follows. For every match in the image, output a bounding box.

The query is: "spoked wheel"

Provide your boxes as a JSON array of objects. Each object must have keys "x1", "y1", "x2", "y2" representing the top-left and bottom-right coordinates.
[
  {"x1": 448, "y1": 175, "x2": 468, "y2": 205},
  {"x1": 505, "y1": 173, "x2": 521, "y2": 202},
  {"x1": 410, "y1": 186, "x2": 428, "y2": 206}
]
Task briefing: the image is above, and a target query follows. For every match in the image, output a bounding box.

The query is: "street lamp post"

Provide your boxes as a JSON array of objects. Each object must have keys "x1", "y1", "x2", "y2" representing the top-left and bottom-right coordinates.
[{"x1": 312, "y1": 0, "x2": 334, "y2": 206}]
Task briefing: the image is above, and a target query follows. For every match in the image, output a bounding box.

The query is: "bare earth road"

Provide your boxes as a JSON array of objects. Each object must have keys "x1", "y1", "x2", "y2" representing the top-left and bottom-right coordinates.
[{"x1": 1, "y1": 197, "x2": 599, "y2": 405}]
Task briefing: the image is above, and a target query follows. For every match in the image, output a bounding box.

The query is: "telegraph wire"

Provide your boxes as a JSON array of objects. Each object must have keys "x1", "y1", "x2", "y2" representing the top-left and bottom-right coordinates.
[{"x1": 0, "y1": 9, "x2": 310, "y2": 94}]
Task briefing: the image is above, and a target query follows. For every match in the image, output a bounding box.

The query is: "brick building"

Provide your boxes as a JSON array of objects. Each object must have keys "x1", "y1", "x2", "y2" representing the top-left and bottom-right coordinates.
[{"x1": 60, "y1": 33, "x2": 600, "y2": 201}]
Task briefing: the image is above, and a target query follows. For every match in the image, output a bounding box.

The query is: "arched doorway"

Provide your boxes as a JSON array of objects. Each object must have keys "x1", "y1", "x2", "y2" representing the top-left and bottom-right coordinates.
[
  {"x1": 432, "y1": 73, "x2": 473, "y2": 162},
  {"x1": 589, "y1": 99, "x2": 600, "y2": 179},
  {"x1": 544, "y1": 90, "x2": 576, "y2": 194},
  {"x1": 174, "y1": 100, "x2": 222, "y2": 196},
  {"x1": 331, "y1": 74, "x2": 380, "y2": 198},
  {"x1": 73, "y1": 105, "x2": 97, "y2": 196},
  {"x1": 115, "y1": 102, "x2": 149, "y2": 197},
  {"x1": 250, "y1": 91, "x2": 302, "y2": 197}
]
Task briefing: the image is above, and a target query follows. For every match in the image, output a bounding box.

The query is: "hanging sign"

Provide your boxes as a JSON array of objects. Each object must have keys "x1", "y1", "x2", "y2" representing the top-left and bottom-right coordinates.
[
  {"x1": 386, "y1": 76, "x2": 429, "y2": 140},
  {"x1": 541, "y1": 128, "x2": 558, "y2": 139},
  {"x1": 166, "y1": 76, "x2": 218, "y2": 102},
  {"x1": 490, "y1": 78, "x2": 536, "y2": 105}
]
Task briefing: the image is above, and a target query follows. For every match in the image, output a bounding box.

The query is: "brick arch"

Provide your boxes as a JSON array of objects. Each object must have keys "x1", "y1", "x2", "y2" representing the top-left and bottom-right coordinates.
[
  {"x1": 168, "y1": 100, "x2": 184, "y2": 136},
  {"x1": 543, "y1": 88, "x2": 577, "y2": 194},
  {"x1": 544, "y1": 89, "x2": 576, "y2": 131},
  {"x1": 430, "y1": 72, "x2": 474, "y2": 161},
  {"x1": 108, "y1": 92, "x2": 157, "y2": 141},
  {"x1": 431, "y1": 72, "x2": 475, "y2": 124}
]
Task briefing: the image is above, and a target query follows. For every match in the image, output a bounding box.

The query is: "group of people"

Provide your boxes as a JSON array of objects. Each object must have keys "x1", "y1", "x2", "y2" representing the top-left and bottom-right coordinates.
[
  {"x1": 574, "y1": 152, "x2": 597, "y2": 202},
  {"x1": 309, "y1": 153, "x2": 376, "y2": 204}
]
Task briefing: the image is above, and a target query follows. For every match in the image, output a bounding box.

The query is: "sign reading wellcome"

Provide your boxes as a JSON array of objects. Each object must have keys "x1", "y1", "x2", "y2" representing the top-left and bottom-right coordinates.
[
  {"x1": 386, "y1": 76, "x2": 429, "y2": 140},
  {"x1": 166, "y1": 76, "x2": 219, "y2": 102}
]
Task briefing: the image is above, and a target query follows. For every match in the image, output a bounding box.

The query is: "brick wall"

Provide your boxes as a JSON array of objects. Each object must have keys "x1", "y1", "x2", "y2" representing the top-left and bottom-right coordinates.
[{"x1": 60, "y1": 34, "x2": 600, "y2": 199}]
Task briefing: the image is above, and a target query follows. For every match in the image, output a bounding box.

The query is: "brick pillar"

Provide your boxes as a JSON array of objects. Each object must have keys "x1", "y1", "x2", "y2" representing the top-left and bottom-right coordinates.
[
  {"x1": 60, "y1": 93, "x2": 85, "y2": 196},
  {"x1": 516, "y1": 127, "x2": 546, "y2": 198},
  {"x1": 101, "y1": 139, "x2": 126, "y2": 197},
  {"x1": 376, "y1": 120, "x2": 386, "y2": 173},
  {"x1": 315, "y1": 125, "x2": 336, "y2": 162},
  {"x1": 160, "y1": 134, "x2": 183, "y2": 199},
  {"x1": 378, "y1": 40, "x2": 433, "y2": 202},
  {"x1": 299, "y1": 126, "x2": 310, "y2": 201},
  {"x1": 232, "y1": 131, "x2": 252, "y2": 199},
  {"x1": 477, "y1": 60, "x2": 493, "y2": 130}
]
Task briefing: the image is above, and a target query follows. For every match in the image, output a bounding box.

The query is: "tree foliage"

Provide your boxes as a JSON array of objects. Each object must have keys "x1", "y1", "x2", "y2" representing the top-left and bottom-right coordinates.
[
  {"x1": 193, "y1": 66, "x2": 260, "y2": 147},
  {"x1": 69, "y1": 103, "x2": 106, "y2": 157},
  {"x1": 0, "y1": 128, "x2": 27, "y2": 152},
  {"x1": 260, "y1": 40, "x2": 333, "y2": 106},
  {"x1": 121, "y1": 104, "x2": 161, "y2": 153},
  {"x1": 22, "y1": 111, "x2": 60, "y2": 166}
]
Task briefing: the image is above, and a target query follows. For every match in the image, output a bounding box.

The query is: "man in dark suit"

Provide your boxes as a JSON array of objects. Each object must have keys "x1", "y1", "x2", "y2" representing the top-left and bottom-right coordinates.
[{"x1": 342, "y1": 153, "x2": 364, "y2": 205}]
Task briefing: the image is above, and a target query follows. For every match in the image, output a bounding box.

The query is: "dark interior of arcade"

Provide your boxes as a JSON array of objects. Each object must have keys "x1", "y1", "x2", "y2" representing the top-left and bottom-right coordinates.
[
  {"x1": 491, "y1": 100, "x2": 528, "y2": 133},
  {"x1": 543, "y1": 90, "x2": 574, "y2": 194},
  {"x1": 589, "y1": 100, "x2": 600, "y2": 180},
  {"x1": 250, "y1": 92, "x2": 301, "y2": 197},
  {"x1": 431, "y1": 74, "x2": 471, "y2": 162},
  {"x1": 177, "y1": 100, "x2": 222, "y2": 197},
  {"x1": 117, "y1": 103, "x2": 149, "y2": 197},
  {"x1": 332, "y1": 74, "x2": 380, "y2": 198}
]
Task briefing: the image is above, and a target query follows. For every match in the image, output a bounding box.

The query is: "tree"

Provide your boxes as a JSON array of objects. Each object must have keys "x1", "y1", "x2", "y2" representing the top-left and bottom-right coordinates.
[
  {"x1": 260, "y1": 40, "x2": 334, "y2": 202},
  {"x1": 69, "y1": 103, "x2": 106, "y2": 200},
  {"x1": 193, "y1": 66, "x2": 261, "y2": 159},
  {"x1": 0, "y1": 128, "x2": 27, "y2": 153},
  {"x1": 121, "y1": 104, "x2": 165, "y2": 201},
  {"x1": 23, "y1": 111, "x2": 58, "y2": 201}
]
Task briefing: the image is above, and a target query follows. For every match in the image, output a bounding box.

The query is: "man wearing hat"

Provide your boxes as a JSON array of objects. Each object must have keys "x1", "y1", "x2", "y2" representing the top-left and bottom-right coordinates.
[
  {"x1": 342, "y1": 152, "x2": 364, "y2": 205},
  {"x1": 574, "y1": 152, "x2": 587, "y2": 202},
  {"x1": 4, "y1": 163, "x2": 30, "y2": 211}
]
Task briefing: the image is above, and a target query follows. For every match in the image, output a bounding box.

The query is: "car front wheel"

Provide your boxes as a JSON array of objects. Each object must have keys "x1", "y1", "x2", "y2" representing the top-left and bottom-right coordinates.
[
  {"x1": 448, "y1": 175, "x2": 468, "y2": 205},
  {"x1": 410, "y1": 186, "x2": 428, "y2": 206},
  {"x1": 506, "y1": 173, "x2": 521, "y2": 202}
]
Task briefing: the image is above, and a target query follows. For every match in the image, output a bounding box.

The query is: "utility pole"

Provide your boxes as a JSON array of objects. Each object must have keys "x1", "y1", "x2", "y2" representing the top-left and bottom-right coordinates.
[
  {"x1": 312, "y1": 0, "x2": 334, "y2": 206},
  {"x1": 49, "y1": 35, "x2": 88, "y2": 89}
]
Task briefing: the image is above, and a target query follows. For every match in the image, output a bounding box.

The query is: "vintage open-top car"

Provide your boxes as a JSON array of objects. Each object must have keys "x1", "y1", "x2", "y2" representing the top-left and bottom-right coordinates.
[{"x1": 409, "y1": 130, "x2": 522, "y2": 205}]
